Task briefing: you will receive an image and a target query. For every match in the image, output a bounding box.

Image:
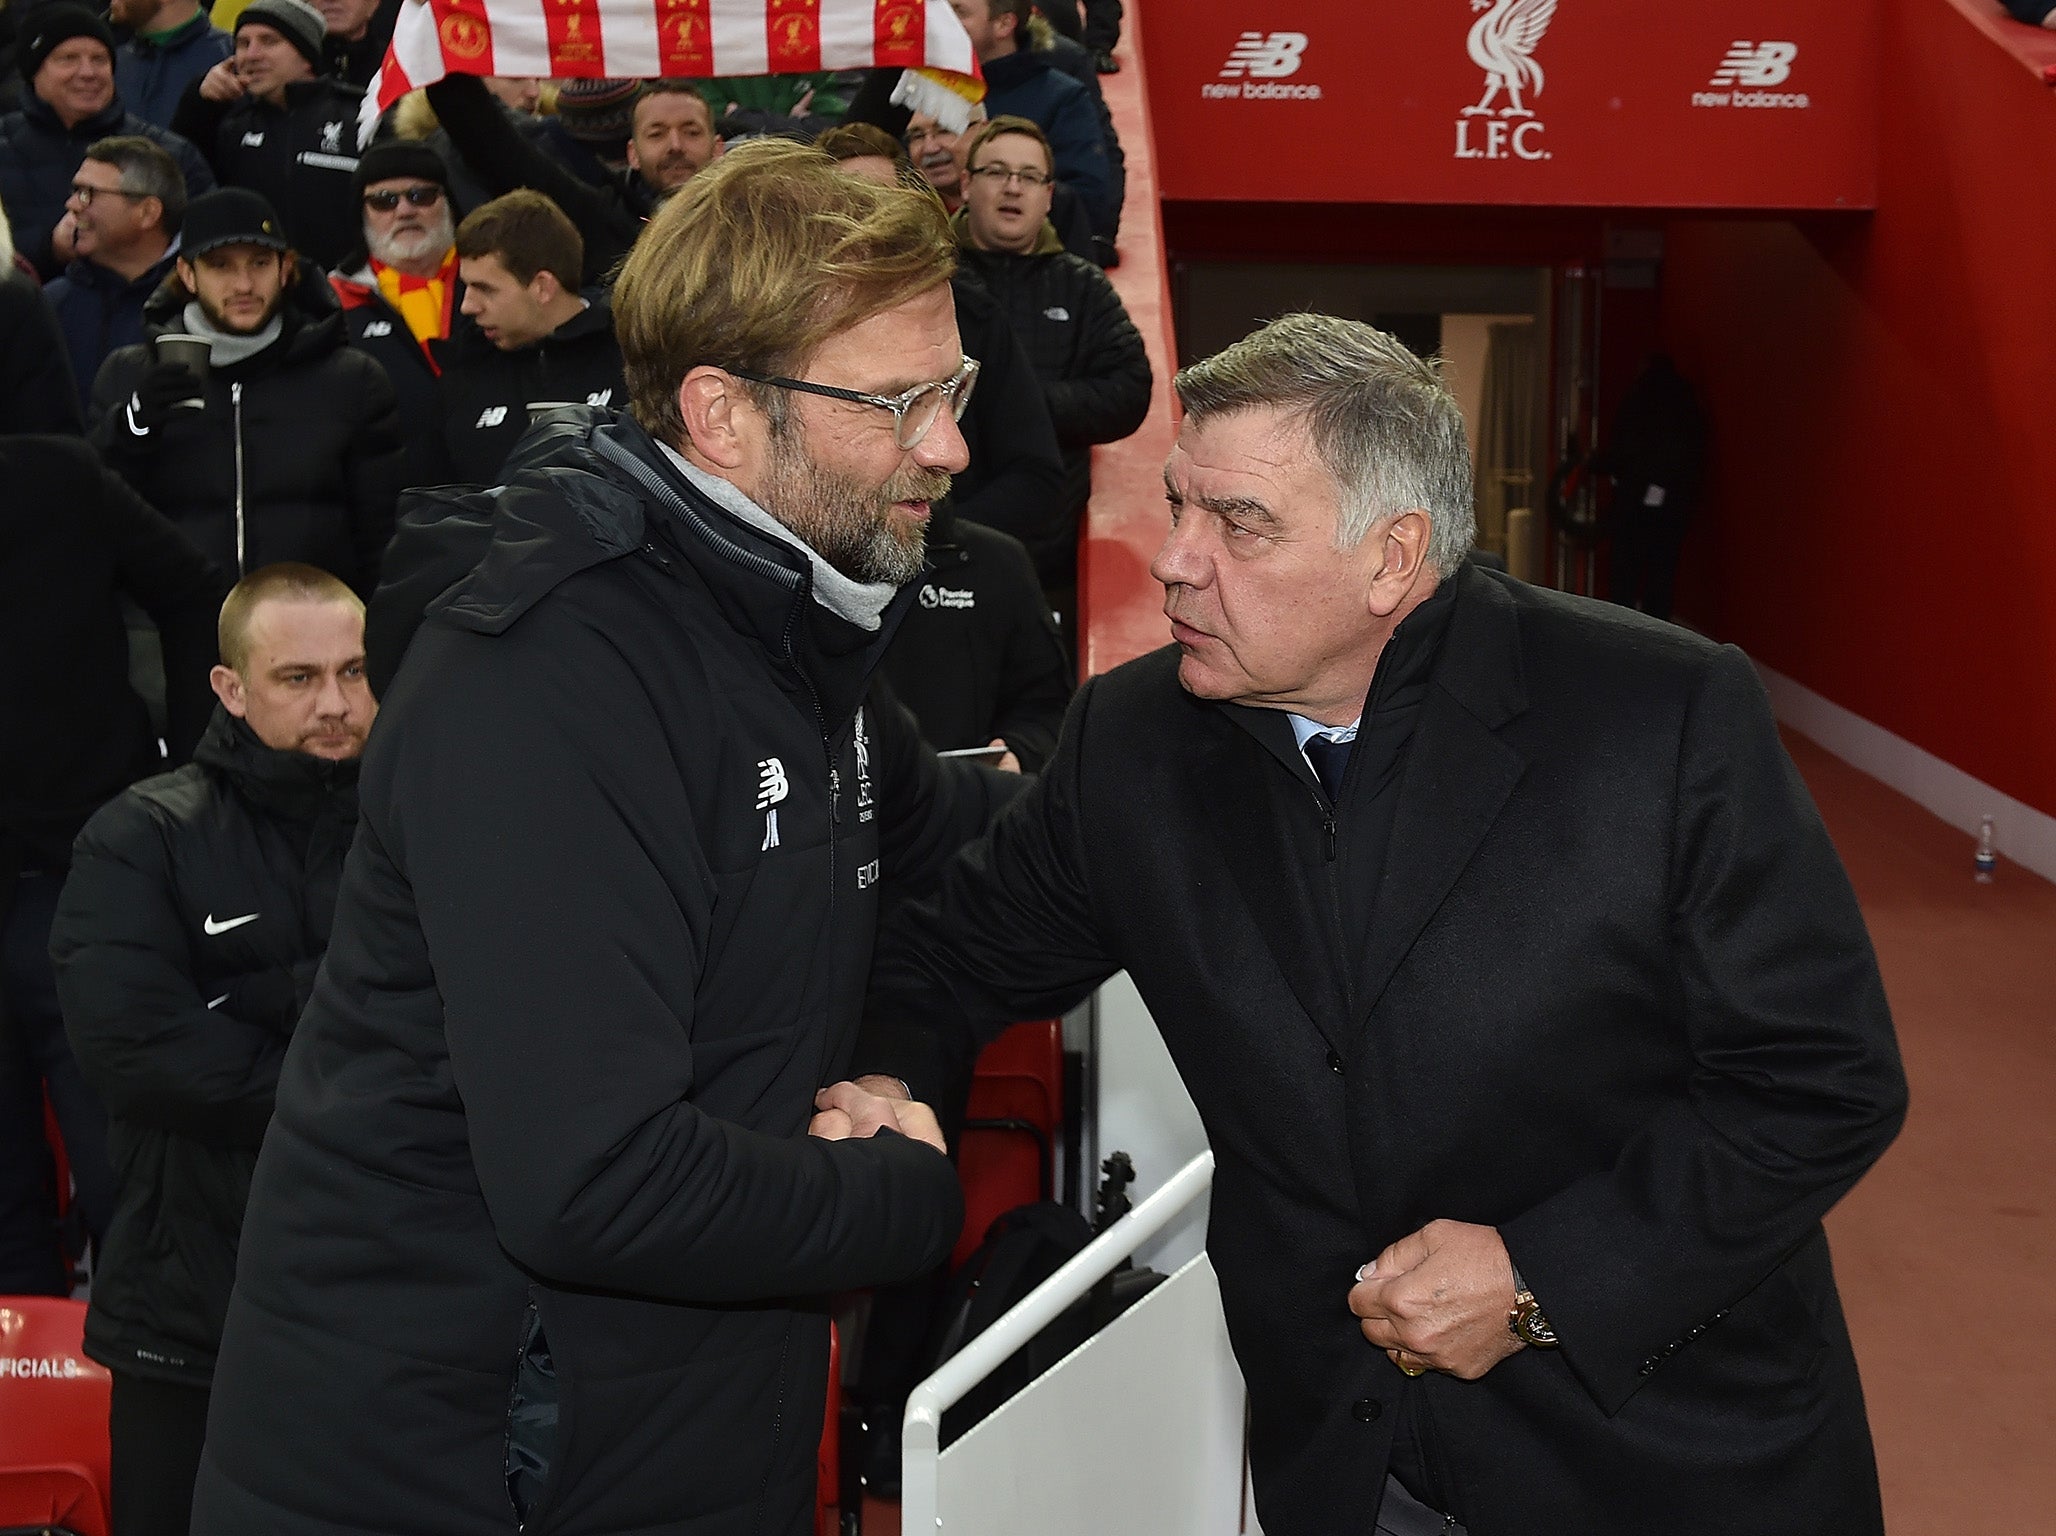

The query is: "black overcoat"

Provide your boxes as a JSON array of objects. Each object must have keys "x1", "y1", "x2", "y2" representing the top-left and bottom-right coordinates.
[{"x1": 859, "y1": 563, "x2": 1908, "y2": 1536}]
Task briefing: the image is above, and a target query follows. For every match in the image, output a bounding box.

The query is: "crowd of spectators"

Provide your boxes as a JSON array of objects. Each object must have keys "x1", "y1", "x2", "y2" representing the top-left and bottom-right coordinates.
[{"x1": 3, "y1": 1, "x2": 1150, "y2": 1523}]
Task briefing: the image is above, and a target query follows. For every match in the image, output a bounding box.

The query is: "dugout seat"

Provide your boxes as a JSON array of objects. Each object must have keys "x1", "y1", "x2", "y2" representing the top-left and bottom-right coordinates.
[{"x1": 0, "y1": 1296, "x2": 111, "y2": 1536}]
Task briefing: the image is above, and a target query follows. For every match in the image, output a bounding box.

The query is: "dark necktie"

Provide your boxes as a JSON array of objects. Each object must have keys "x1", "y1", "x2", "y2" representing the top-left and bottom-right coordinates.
[{"x1": 1304, "y1": 732, "x2": 1352, "y2": 802}]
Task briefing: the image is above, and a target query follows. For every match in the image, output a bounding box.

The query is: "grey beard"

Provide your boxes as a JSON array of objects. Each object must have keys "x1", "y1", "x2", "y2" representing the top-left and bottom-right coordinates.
[
  {"x1": 757, "y1": 422, "x2": 941, "y2": 588},
  {"x1": 365, "y1": 207, "x2": 456, "y2": 272}
]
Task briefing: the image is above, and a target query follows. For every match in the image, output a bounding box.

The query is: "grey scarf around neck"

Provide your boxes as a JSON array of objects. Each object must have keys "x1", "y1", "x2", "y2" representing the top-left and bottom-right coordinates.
[
  {"x1": 658, "y1": 443, "x2": 899, "y2": 633},
  {"x1": 181, "y1": 299, "x2": 284, "y2": 368}
]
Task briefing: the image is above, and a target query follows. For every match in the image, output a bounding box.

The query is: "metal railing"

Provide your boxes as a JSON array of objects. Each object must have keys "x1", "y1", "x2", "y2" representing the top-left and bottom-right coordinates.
[{"x1": 899, "y1": 1151, "x2": 1218, "y2": 1535}]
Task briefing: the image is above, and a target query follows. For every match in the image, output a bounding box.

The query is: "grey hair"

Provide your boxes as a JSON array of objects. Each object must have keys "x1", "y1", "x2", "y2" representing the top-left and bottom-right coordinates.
[
  {"x1": 1173, "y1": 313, "x2": 1476, "y2": 574},
  {"x1": 84, "y1": 135, "x2": 187, "y2": 237}
]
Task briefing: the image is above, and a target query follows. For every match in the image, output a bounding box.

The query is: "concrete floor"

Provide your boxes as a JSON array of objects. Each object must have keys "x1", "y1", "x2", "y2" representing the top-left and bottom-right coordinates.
[{"x1": 1795, "y1": 732, "x2": 2056, "y2": 1532}]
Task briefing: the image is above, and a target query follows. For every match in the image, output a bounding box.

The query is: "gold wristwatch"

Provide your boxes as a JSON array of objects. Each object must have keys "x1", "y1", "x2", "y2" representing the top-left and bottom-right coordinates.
[{"x1": 1508, "y1": 1265, "x2": 1559, "y2": 1349}]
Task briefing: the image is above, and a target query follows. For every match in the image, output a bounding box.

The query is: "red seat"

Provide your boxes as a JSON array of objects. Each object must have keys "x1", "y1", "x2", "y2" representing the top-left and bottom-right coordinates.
[
  {"x1": 816, "y1": 1321, "x2": 840, "y2": 1536},
  {"x1": 953, "y1": 1020, "x2": 1064, "y2": 1268},
  {"x1": 0, "y1": 1296, "x2": 112, "y2": 1536}
]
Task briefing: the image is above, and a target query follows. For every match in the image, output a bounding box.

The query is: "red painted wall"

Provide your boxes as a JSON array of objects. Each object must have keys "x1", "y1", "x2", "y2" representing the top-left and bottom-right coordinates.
[{"x1": 1659, "y1": 0, "x2": 2056, "y2": 817}]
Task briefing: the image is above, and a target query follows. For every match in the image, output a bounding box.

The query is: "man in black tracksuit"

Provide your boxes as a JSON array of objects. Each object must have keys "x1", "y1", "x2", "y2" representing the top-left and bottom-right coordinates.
[
  {"x1": 193, "y1": 142, "x2": 1009, "y2": 1536},
  {"x1": 953, "y1": 116, "x2": 1151, "y2": 592},
  {"x1": 170, "y1": 0, "x2": 365, "y2": 268},
  {"x1": 87, "y1": 188, "x2": 403, "y2": 595},
  {"x1": 52, "y1": 562, "x2": 372, "y2": 1536},
  {"x1": 880, "y1": 497, "x2": 1073, "y2": 773},
  {"x1": 415, "y1": 188, "x2": 625, "y2": 485}
]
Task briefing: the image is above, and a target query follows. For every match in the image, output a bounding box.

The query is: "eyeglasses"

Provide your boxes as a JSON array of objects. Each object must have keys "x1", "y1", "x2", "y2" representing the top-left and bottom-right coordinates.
[
  {"x1": 362, "y1": 185, "x2": 444, "y2": 212},
  {"x1": 967, "y1": 164, "x2": 1052, "y2": 189},
  {"x1": 68, "y1": 182, "x2": 149, "y2": 207},
  {"x1": 729, "y1": 358, "x2": 981, "y2": 450}
]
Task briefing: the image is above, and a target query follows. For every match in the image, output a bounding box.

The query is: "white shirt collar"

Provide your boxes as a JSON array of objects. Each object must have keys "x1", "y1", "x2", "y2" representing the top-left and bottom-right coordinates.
[{"x1": 1287, "y1": 713, "x2": 1361, "y2": 750}]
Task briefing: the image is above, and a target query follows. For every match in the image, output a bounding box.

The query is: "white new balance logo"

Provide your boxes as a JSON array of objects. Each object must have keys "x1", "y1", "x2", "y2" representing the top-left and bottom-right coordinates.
[
  {"x1": 755, "y1": 758, "x2": 789, "y2": 810},
  {"x1": 1711, "y1": 41, "x2": 1797, "y2": 87},
  {"x1": 1219, "y1": 31, "x2": 1307, "y2": 79},
  {"x1": 362, "y1": 320, "x2": 392, "y2": 337},
  {"x1": 475, "y1": 405, "x2": 509, "y2": 428}
]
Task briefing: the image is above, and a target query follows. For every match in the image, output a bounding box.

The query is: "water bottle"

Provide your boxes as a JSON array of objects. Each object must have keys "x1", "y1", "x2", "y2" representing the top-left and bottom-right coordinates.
[{"x1": 1974, "y1": 815, "x2": 1997, "y2": 883}]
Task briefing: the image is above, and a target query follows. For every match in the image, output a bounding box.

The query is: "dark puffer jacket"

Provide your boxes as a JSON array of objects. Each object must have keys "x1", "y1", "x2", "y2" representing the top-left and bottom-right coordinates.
[
  {"x1": 192, "y1": 413, "x2": 988, "y2": 1536},
  {"x1": 50, "y1": 709, "x2": 359, "y2": 1388},
  {"x1": 954, "y1": 222, "x2": 1152, "y2": 538},
  {"x1": 0, "y1": 91, "x2": 213, "y2": 277},
  {"x1": 87, "y1": 264, "x2": 403, "y2": 594},
  {"x1": 43, "y1": 244, "x2": 180, "y2": 414}
]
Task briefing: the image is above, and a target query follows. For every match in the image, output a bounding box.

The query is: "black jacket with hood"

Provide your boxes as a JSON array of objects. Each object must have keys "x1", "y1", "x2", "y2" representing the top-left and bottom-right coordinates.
[
  {"x1": 192, "y1": 413, "x2": 990, "y2": 1536},
  {"x1": 954, "y1": 218, "x2": 1153, "y2": 538},
  {"x1": 50, "y1": 708, "x2": 360, "y2": 1390},
  {"x1": 417, "y1": 294, "x2": 625, "y2": 485},
  {"x1": 87, "y1": 263, "x2": 404, "y2": 595}
]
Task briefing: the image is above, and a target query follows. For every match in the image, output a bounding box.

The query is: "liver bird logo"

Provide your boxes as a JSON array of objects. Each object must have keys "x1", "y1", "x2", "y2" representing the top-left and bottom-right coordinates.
[{"x1": 1464, "y1": 0, "x2": 1557, "y2": 119}]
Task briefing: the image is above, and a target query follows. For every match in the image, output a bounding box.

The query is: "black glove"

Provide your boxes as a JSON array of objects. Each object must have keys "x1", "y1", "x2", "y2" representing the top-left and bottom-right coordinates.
[{"x1": 127, "y1": 361, "x2": 205, "y2": 434}]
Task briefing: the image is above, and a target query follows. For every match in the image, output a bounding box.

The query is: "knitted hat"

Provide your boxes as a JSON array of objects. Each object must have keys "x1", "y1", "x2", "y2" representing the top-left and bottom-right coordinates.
[
  {"x1": 182, "y1": 187, "x2": 291, "y2": 257},
  {"x1": 553, "y1": 77, "x2": 641, "y2": 146},
  {"x1": 235, "y1": 0, "x2": 328, "y2": 73},
  {"x1": 19, "y1": 5, "x2": 115, "y2": 84},
  {"x1": 352, "y1": 140, "x2": 451, "y2": 199}
]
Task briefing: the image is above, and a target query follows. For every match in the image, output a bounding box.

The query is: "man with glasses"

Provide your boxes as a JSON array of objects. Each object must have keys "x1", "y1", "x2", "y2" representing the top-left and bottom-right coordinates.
[
  {"x1": 193, "y1": 139, "x2": 1016, "y2": 1536},
  {"x1": 0, "y1": 3, "x2": 214, "y2": 279},
  {"x1": 44, "y1": 136, "x2": 186, "y2": 416},
  {"x1": 330, "y1": 141, "x2": 462, "y2": 439},
  {"x1": 954, "y1": 114, "x2": 1150, "y2": 600}
]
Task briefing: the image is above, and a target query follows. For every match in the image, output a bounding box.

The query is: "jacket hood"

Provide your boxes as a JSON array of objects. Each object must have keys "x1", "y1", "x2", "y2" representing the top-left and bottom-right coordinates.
[
  {"x1": 423, "y1": 410, "x2": 922, "y2": 729},
  {"x1": 141, "y1": 261, "x2": 349, "y2": 364},
  {"x1": 192, "y1": 707, "x2": 361, "y2": 822},
  {"x1": 982, "y1": 49, "x2": 1056, "y2": 89}
]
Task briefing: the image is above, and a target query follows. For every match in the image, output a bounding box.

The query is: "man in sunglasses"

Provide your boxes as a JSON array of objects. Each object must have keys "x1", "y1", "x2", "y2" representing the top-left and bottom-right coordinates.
[
  {"x1": 195, "y1": 140, "x2": 1018, "y2": 1535},
  {"x1": 330, "y1": 140, "x2": 462, "y2": 439}
]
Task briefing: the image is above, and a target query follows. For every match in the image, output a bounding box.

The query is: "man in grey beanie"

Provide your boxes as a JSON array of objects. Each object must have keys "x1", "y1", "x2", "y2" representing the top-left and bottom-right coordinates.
[{"x1": 169, "y1": 0, "x2": 366, "y2": 266}]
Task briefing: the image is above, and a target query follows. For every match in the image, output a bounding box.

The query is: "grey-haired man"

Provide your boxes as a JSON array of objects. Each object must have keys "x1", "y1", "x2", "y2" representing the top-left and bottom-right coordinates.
[{"x1": 841, "y1": 311, "x2": 1907, "y2": 1536}]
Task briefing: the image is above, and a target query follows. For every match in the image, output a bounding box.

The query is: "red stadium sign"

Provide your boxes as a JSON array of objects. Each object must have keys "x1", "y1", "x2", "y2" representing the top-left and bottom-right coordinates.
[{"x1": 1144, "y1": 0, "x2": 1879, "y2": 209}]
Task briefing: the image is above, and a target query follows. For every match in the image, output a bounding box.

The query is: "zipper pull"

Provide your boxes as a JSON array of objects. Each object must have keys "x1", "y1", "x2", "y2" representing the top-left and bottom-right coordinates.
[
  {"x1": 829, "y1": 765, "x2": 841, "y2": 825},
  {"x1": 1324, "y1": 815, "x2": 1337, "y2": 863}
]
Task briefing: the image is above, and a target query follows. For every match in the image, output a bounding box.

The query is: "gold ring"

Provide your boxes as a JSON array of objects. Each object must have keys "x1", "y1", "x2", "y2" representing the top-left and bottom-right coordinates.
[{"x1": 1396, "y1": 1352, "x2": 1428, "y2": 1378}]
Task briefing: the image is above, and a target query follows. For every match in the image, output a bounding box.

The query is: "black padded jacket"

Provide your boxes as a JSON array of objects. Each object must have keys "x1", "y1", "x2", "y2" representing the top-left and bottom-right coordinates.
[
  {"x1": 51, "y1": 710, "x2": 359, "y2": 1388},
  {"x1": 191, "y1": 412, "x2": 989, "y2": 1536}
]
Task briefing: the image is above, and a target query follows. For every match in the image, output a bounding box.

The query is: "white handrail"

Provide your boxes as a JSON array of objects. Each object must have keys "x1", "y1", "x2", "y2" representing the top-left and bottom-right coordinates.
[{"x1": 900, "y1": 1150, "x2": 1217, "y2": 1535}]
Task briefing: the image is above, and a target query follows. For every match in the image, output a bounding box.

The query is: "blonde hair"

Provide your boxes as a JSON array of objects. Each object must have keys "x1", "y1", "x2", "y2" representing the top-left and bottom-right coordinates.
[
  {"x1": 612, "y1": 137, "x2": 957, "y2": 446},
  {"x1": 218, "y1": 563, "x2": 362, "y2": 671}
]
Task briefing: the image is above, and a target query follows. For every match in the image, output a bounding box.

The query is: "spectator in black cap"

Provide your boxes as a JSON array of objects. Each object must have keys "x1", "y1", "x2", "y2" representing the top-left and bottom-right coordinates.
[
  {"x1": 88, "y1": 185, "x2": 404, "y2": 596},
  {"x1": 331, "y1": 139, "x2": 461, "y2": 444},
  {"x1": 0, "y1": 3, "x2": 215, "y2": 277},
  {"x1": 171, "y1": 0, "x2": 366, "y2": 267}
]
